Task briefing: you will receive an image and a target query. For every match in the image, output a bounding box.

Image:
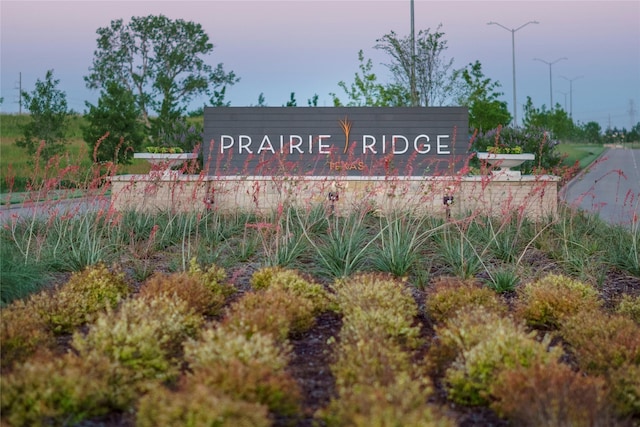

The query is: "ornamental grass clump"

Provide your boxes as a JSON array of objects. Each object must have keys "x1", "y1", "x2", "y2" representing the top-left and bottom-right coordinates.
[
  {"x1": 222, "y1": 286, "x2": 316, "y2": 340},
  {"x1": 0, "y1": 299, "x2": 55, "y2": 371},
  {"x1": 30, "y1": 263, "x2": 132, "y2": 334},
  {"x1": 490, "y1": 359, "x2": 613, "y2": 426},
  {"x1": 515, "y1": 273, "x2": 601, "y2": 329},
  {"x1": 136, "y1": 382, "x2": 271, "y2": 427},
  {"x1": 425, "y1": 276, "x2": 507, "y2": 324},
  {"x1": 72, "y1": 294, "x2": 202, "y2": 387},
  {"x1": 331, "y1": 273, "x2": 421, "y2": 348},
  {"x1": 183, "y1": 325, "x2": 301, "y2": 416},
  {"x1": 436, "y1": 307, "x2": 563, "y2": 406},
  {"x1": 250, "y1": 266, "x2": 336, "y2": 313}
]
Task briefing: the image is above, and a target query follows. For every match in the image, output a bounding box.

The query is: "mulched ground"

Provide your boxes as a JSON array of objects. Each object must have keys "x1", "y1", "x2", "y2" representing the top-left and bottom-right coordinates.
[
  {"x1": 257, "y1": 261, "x2": 638, "y2": 427},
  {"x1": 40, "y1": 257, "x2": 640, "y2": 426}
]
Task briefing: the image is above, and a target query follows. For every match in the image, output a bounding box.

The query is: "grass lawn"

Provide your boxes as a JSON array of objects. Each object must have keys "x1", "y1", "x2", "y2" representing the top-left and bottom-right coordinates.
[
  {"x1": 555, "y1": 143, "x2": 607, "y2": 169},
  {"x1": 0, "y1": 136, "x2": 151, "y2": 195}
]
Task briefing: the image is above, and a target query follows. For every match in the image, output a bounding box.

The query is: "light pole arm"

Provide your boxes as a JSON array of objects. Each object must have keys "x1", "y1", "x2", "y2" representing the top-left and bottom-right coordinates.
[{"x1": 487, "y1": 20, "x2": 539, "y2": 126}]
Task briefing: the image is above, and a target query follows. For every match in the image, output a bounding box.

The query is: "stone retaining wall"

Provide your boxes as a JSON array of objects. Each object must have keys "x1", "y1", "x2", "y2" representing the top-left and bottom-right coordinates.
[{"x1": 110, "y1": 173, "x2": 560, "y2": 221}]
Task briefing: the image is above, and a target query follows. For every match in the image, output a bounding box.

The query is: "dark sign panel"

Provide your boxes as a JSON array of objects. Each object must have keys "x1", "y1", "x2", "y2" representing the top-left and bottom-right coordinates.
[{"x1": 203, "y1": 107, "x2": 468, "y2": 176}]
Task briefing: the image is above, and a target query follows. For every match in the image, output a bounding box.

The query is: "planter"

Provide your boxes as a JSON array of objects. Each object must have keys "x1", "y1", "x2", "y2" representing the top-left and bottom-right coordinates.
[
  {"x1": 477, "y1": 152, "x2": 535, "y2": 177},
  {"x1": 133, "y1": 152, "x2": 198, "y2": 176}
]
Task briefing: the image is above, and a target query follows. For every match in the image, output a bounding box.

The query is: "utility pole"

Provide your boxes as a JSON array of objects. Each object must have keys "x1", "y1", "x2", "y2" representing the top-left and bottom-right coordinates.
[
  {"x1": 14, "y1": 72, "x2": 23, "y2": 114},
  {"x1": 19, "y1": 72, "x2": 22, "y2": 114},
  {"x1": 410, "y1": 0, "x2": 418, "y2": 106}
]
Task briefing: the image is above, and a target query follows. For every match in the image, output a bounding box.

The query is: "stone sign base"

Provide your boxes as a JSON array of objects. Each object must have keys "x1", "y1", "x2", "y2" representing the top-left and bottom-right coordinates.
[{"x1": 110, "y1": 173, "x2": 560, "y2": 221}]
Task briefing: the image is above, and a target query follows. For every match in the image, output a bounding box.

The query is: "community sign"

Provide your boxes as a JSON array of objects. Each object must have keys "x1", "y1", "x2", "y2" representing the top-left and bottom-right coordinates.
[{"x1": 202, "y1": 107, "x2": 468, "y2": 176}]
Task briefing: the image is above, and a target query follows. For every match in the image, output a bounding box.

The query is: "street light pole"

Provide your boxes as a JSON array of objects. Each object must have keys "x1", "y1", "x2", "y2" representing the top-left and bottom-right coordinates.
[
  {"x1": 488, "y1": 20, "x2": 539, "y2": 127},
  {"x1": 534, "y1": 57, "x2": 567, "y2": 111},
  {"x1": 560, "y1": 75, "x2": 584, "y2": 118}
]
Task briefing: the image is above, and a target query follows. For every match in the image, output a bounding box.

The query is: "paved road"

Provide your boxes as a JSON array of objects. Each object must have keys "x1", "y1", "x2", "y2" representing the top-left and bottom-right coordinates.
[
  {"x1": 561, "y1": 148, "x2": 640, "y2": 227},
  {"x1": 0, "y1": 195, "x2": 111, "y2": 224}
]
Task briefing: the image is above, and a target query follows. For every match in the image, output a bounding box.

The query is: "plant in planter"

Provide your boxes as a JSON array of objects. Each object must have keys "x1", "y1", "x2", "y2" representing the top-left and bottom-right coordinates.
[
  {"x1": 133, "y1": 146, "x2": 198, "y2": 176},
  {"x1": 470, "y1": 126, "x2": 563, "y2": 175},
  {"x1": 144, "y1": 146, "x2": 184, "y2": 154},
  {"x1": 487, "y1": 146, "x2": 523, "y2": 155},
  {"x1": 476, "y1": 150, "x2": 535, "y2": 177}
]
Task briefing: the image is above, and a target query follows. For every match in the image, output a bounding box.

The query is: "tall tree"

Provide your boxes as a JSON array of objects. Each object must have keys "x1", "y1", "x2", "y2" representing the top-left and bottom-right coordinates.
[
  {"x1": 458, "y1": 61, "x2": 511, "y2": 132},
  {"x1": 522, "y1": 97, "x2": 574, "y2": 140},
  {"x1": 578, "y1": 121, "x2": 602, "y2": 143},
  {"x1": 16, "y1": 70, "x2": 70, "y2": 161},
  {"x1": 85, "y1": 14, "x2": 238, "y2": 148},
  {"x1": 83, "y1": 82, "x2": 146, "y2": 164},
  {"x1": 331, "y1": 50, "x2": 410, "y2": 107},
  {"x1": 375, "y1": 25, "x2": 460, "y2": 107}
]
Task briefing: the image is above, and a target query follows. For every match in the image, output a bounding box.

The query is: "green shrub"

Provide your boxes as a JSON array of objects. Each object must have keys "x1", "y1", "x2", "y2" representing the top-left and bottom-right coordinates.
[
  {"x1": 559, "y1": 310, "x2": 640, "y2": 375},
  {"x1": 515, "y1": 273, "x2": 601, "y2": 329},
  {"x1": 30, "y1": 263, "x2": 132, "y2": 334},
  {"x1": 617, "y1": 294, "x2": 640, "y2": 323},
  {"x1": 321, "y1": 270, "x2": 453, "y2": 426},
  {"x1": 184, "y1": 326, "x2": 301, "y2": 416},
  {"x1": 139, "y1": 271, "x2": 226, "y2": 316},
  {"x1": 425, "y1": 276, "x2": 506, "y2": 324},
  {"x1": 0, "y1": 352, "x2": 117, "y2": 427},
  {"x1": 331, "y1": 332, "x2": 420, "y2": 391},
  {"x1": 491, "y1": 360, "x2": 612, "y2": 426},
  {"x1": 332, "y1": 273, "x2": 421, "y2": 348},
  {"x1": 72, "y1": 294, "x2": 202, "y2": 385},
  {"x1": 250, "y1": 266, "x2": 336, "y2": 313},
  {"x1": 440, "y1": 307, "x2": 563, "y2": 405},
  {"x1": 136, "y1": 382, "x2": 271, "y2": 427},
  {"x1": 427, "y1": 306, "x2": 510, "y2": 375},
  {"x1": 0, "y1": 299, "x2": 55, "y2": 371},
  {"x1": 222, "y1": 287, "x2": 316, "y2": 340},
  {"x1": 318, "y1": 372, "x2": 454, "y2": 427},
  {"x1": 608, "y1": 363, "x2": 640, "y2": 417},
  {"x1": 187, "y1": 257, "x2": 234, "y2": 296},
  {"x1": 470, "y1": 126, "x2": 563, "y2": 174},
  {"x1": 184, "y1": 326, "x2": 292, "y2": 371}
]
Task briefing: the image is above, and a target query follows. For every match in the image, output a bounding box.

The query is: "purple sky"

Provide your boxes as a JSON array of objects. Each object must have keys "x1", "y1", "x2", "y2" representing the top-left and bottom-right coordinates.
[{"x1": 1, "y1": 1, "x2": 639, "y2": 130}]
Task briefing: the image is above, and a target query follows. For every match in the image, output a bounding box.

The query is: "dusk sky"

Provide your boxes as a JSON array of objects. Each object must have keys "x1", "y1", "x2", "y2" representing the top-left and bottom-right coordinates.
[{"x1": 1, "y1": 0, "x2": 639, "y2": 130}]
